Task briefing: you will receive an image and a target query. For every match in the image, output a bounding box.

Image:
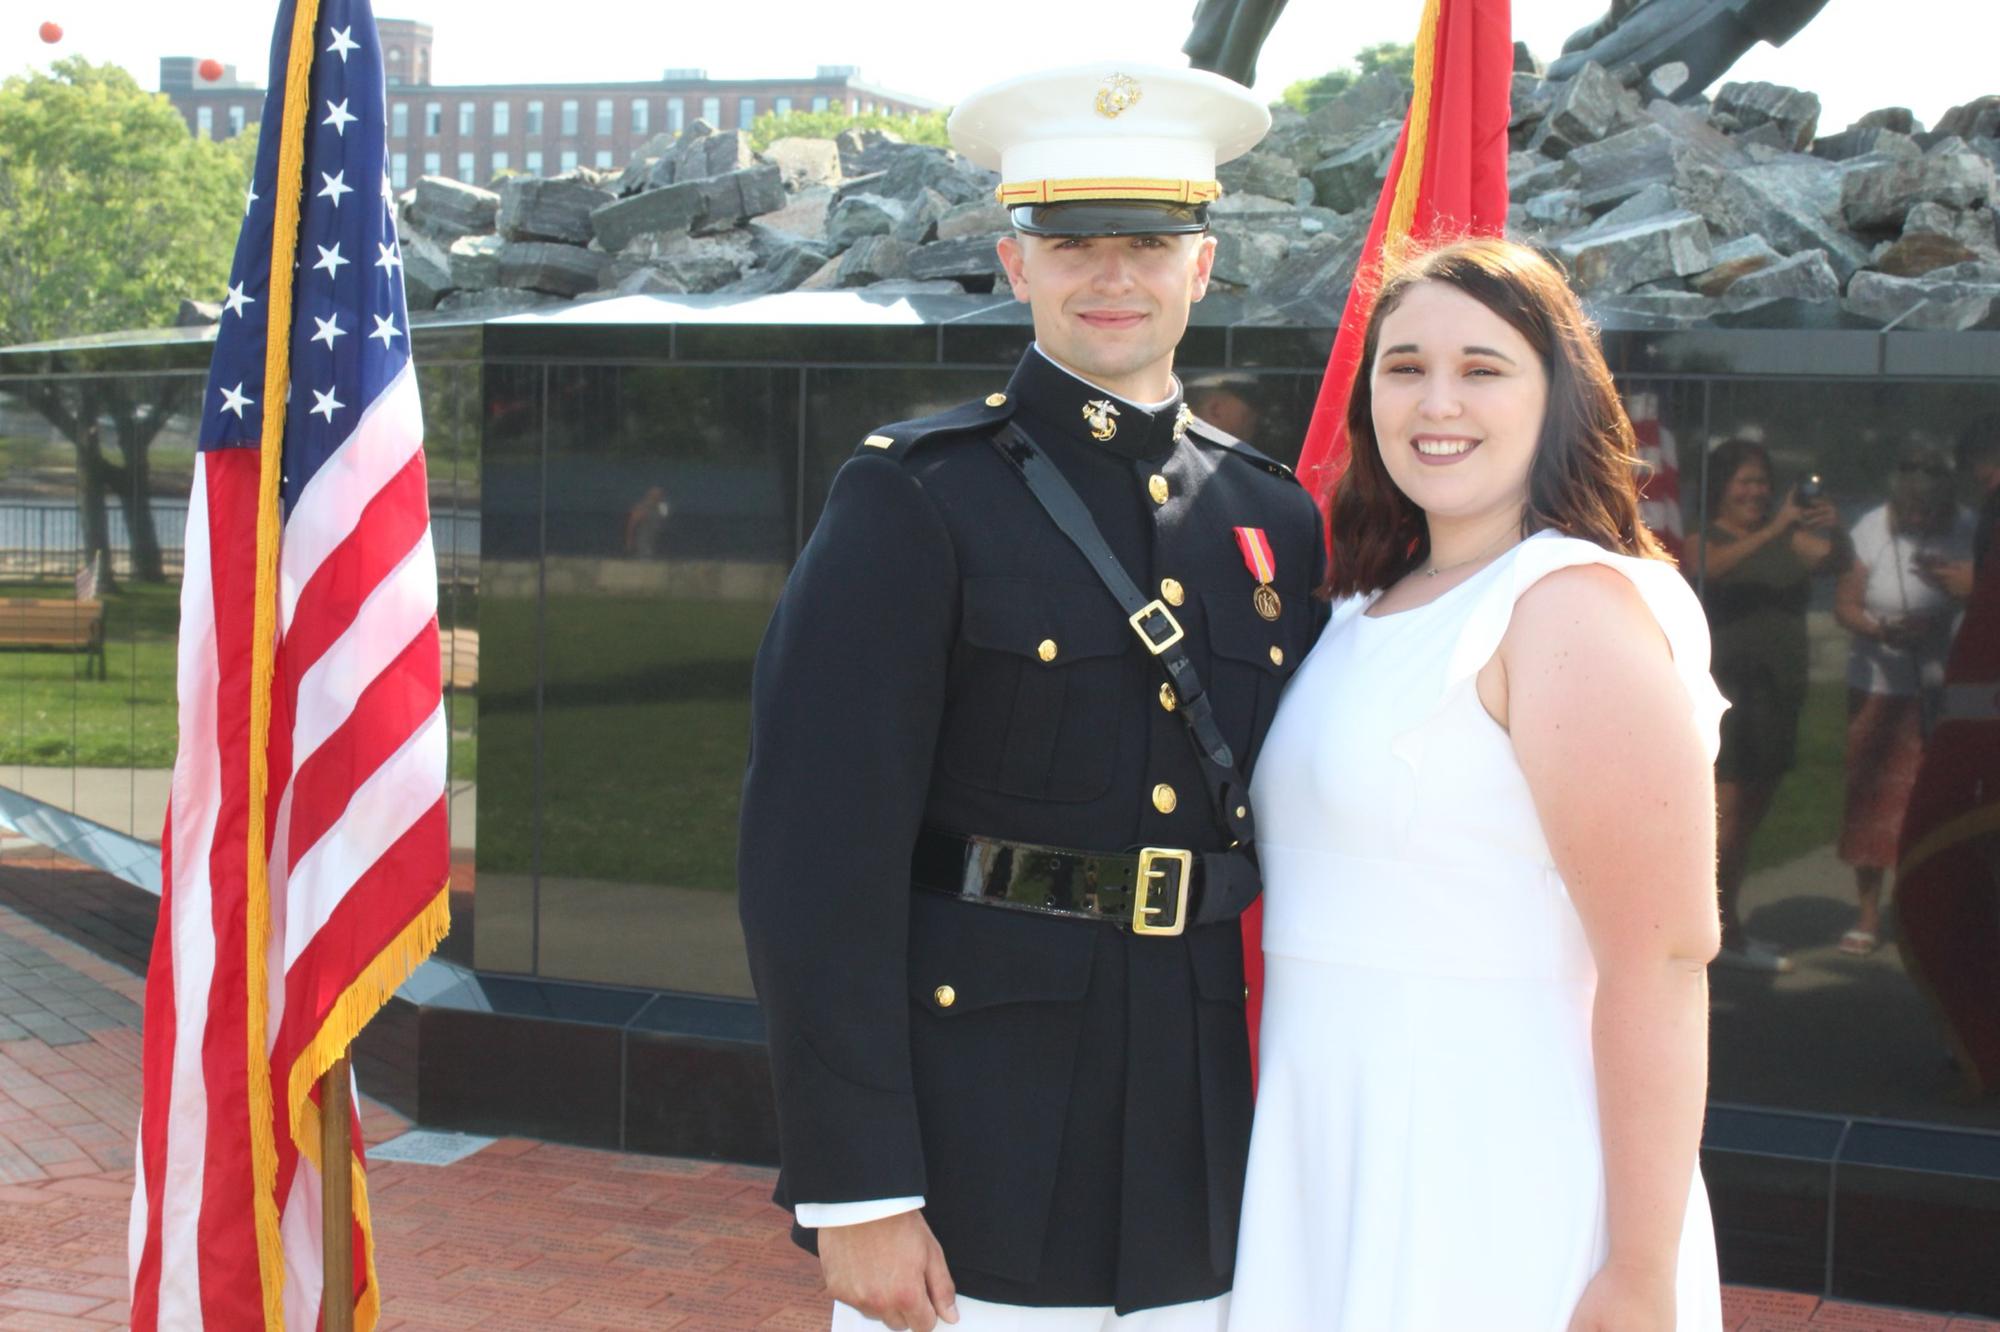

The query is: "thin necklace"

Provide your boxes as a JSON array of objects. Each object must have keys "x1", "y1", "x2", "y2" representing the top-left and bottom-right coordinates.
[{"x1": 1420, "y1": 528, "x2": 1519, "y2": 578}]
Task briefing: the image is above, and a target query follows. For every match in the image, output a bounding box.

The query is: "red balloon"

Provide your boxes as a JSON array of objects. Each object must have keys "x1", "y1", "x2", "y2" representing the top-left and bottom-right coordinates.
[
  {"x1": 39, "y1": 21, "x2": 62, "y2": 43},
  {"x1": 197, "y1": 58, "x2": 224, "y2": 82}
]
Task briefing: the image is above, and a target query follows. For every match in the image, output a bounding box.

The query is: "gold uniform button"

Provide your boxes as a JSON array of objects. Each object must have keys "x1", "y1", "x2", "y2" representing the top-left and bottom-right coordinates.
[
  {"x1": 1038, "y1": 639, "x2": 1058, "y2": 663},
  {"x1": 934, "y1": 985, "x2": 956, "y2": 1008},
  {"x1": 1160, "y1": 578, "x2": 1185, "y2": 607},
  {"x1": 1148, "y1": 474, "x2": 1170, "y2": 505},
  {"x1": 1159, "y1": 682, "x2": 1178, "y2": 712},
  {"x1": 985, "y1": 393, "x2": 1008, "y2": 407},
  {"x1": 1269, "y1": 646, "x2": 1285, "y2": 667},
  {"x1": 1152, "y1": 783, "x2": 1178, "y2": 814}
]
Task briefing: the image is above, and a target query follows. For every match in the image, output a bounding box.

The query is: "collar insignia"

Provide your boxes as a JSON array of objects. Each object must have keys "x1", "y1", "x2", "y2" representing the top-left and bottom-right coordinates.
[{"x1": 1081, "y1": 399, "x2": 1121, "y2": 441}]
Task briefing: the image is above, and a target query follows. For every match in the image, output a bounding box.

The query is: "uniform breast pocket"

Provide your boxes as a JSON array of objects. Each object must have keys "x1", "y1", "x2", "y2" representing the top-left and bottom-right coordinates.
[
  {"x1": 940, "y1": 578, "x2": 1131, "y2": 804},
  {"x1": 1200, "y1": 590, "x2": 1294, "y2": 773}
]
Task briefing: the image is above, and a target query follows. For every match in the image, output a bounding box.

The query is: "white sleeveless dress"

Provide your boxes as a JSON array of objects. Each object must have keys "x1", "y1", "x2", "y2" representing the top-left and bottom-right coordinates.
[{"x1": 1228, "y1": 531, "x2": 1728, "y2": 1332}]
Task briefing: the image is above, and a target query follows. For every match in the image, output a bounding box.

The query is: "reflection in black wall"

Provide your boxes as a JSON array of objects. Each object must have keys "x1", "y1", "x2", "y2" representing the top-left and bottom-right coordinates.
[{"x1": 7, "y1": 319, "x2": 1999, "y2": 1134}]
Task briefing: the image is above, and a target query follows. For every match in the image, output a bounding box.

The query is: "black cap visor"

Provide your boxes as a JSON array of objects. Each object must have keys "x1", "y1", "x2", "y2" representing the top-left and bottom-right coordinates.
[{"x1": 1009, "y1": 199, "x2": 1209, "y2": 237}]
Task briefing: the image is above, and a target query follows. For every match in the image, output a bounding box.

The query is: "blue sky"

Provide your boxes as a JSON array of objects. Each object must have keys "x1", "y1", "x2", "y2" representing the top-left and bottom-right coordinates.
[{"x1": 4, "y1": 0, "x2": 1993, "y2": 137}]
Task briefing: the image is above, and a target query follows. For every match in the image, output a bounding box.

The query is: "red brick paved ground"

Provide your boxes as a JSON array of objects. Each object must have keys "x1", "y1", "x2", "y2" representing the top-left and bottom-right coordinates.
[{"x1": 2, "y1": 894, "x2": 1997, "y2": 1331}]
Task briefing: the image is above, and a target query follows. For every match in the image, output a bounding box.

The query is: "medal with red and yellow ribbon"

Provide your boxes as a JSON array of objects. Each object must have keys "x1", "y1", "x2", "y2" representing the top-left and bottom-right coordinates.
[{"x1": 1233, "y1": 526, "x2": 1282, "y2": 621}]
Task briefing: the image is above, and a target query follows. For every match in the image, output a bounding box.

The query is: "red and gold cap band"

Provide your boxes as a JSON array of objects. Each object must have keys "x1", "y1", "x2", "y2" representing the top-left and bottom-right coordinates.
[{"x1": 997, "y1": 177, "x2": 1223, "y2": 206}]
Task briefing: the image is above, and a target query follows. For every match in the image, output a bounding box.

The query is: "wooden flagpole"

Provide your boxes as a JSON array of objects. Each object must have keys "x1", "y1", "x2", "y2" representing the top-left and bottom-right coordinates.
[{"x1": 322, "y1": 1056, "x2": 355, "y2": 1332}]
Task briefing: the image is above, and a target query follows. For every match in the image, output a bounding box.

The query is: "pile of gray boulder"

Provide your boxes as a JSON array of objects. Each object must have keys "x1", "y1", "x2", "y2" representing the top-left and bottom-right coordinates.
[{"x1": 381, "y1": 59, "x2": 2000, "y2": 332}]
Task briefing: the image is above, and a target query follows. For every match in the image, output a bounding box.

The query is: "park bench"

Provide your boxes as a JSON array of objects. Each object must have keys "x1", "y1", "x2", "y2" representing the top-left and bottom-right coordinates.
[{"x1": 0, "y1": 599, "x2": 107, "y2": 679}]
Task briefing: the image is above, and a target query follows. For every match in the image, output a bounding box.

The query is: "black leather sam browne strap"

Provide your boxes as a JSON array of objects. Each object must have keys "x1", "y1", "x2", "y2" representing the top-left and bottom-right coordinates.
[{"x1": 989, "y1": 423, "x2": 1258, "y2": 850}]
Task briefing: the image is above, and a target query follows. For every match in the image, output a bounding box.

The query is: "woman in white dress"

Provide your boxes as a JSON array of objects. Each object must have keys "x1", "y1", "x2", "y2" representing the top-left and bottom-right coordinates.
[{"x1": 1229, "y1": 239, "x2": 1727, "y2": 1332}]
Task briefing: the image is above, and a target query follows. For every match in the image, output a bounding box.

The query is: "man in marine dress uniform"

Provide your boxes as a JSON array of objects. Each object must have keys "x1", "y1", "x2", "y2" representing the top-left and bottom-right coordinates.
[{"x1": 738, "y1": 64, "x2": 1324, "y2": 1332}]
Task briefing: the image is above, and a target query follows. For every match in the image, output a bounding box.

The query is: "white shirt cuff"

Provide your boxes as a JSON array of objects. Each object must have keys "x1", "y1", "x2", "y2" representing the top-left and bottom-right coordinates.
[{"x1": 795, "y1": 1196, "x2": 926, "y2": 1228}]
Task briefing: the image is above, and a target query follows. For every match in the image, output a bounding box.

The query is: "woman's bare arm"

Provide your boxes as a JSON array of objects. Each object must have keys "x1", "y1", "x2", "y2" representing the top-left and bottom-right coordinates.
[{"x1": 1502, "y1": 565, "x2": 1720, "y2": 1330}]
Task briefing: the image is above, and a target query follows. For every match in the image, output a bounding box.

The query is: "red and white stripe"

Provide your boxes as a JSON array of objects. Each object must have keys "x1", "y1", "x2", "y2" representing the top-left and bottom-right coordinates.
[{"x1": 130, "y1": 361, "x2": 445, "y2": 1329}]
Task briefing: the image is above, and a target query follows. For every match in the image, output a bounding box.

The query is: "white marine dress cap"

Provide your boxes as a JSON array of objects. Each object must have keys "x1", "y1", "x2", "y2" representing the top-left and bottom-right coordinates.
[{"x1": 948, "y1": 63, "x2": 1272, "y2": 235}]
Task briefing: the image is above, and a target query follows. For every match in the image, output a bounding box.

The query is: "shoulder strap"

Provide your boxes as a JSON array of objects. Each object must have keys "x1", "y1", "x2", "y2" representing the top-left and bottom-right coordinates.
[
  {"x1": 1182, "y1": 416, "x2": 1295, "y2": 480},
  {"x1": 857, "y1": 394, "x2": 1015, "y2": 460},
  {"x1": 988, "y1": 423, "x2": 1256, "y2": 848}
]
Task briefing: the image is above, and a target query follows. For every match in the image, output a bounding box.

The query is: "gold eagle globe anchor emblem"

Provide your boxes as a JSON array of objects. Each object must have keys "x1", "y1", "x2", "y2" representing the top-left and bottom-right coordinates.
[
  {"x1": 1082, "y1": 399, "x2": 1121, "y2": 441},
  {"x1": 1095, "y1": 73, "x2": 1143, "y2": 119}
]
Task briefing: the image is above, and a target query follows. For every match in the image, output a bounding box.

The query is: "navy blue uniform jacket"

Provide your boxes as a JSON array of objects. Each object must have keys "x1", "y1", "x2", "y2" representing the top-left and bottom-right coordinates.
[{"x1": 738, "y1": 348, "x2": 1325, "y2": 1313}]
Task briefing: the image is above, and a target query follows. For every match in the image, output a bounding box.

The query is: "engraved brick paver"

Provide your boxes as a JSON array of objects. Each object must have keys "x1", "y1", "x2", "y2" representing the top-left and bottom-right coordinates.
[{"x1": 0, "y1": 891, "x2": 1992, "y2": 1331}]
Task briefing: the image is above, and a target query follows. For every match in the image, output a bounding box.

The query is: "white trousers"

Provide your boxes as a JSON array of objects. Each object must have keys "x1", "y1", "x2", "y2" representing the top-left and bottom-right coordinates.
[{"x1": 833, "y1": 1293, "x2": 1229, "y2": 1331}]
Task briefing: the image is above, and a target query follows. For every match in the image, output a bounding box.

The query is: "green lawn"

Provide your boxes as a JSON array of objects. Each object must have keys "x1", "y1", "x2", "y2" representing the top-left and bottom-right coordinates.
[
  {"x1": 0, "y1": 581, "x2": 179, "y2": 767},
  {"x1": 0, "y1": 579, "x2": 479, "y2": 781},
  {"x1": 1743, "y1": 678, "x2": 1846, "y2": 874},
  {"x1": 474, "y1": 594, "x2": 772, "y2": 889}
]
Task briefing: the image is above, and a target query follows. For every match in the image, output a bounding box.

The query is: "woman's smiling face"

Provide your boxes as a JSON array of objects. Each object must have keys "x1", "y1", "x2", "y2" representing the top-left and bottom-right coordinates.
[{"x1": 1370, "y1": 280, "x2": 1550, "y2": 527}]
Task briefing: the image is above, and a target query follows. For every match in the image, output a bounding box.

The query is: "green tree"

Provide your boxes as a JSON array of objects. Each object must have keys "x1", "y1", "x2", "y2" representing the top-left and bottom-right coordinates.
[
  {"x1": 0, "y1": 57, "x2": 253, "y2": 582},
  {"x1": 745, "y1": 107, "x2": 951, "y2": 153},
  {"x1": 1277, "y1": 41, "x2": 1419, "y2": 114}
]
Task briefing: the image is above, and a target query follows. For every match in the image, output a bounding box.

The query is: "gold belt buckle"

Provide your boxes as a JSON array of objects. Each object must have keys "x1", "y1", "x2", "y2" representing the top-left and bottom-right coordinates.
[
  {"x1": 1132, "y1": 848, "x2": 1193, "y2": 936},
  {"x1": 1128, "y1": 600, "x2": 1185, "y2": 656}
]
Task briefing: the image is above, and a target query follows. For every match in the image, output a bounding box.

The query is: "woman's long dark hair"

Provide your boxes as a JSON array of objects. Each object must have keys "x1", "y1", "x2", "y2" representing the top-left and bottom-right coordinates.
[{"x1": 1321, "y1": 238, "x2": 1669, "y2": 599}]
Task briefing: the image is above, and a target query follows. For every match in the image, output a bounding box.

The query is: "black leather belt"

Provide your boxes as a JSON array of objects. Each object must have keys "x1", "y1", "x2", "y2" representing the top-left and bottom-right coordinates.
[{"x1": 912, "y1": 827, "x2": 1261, "y2": 936}]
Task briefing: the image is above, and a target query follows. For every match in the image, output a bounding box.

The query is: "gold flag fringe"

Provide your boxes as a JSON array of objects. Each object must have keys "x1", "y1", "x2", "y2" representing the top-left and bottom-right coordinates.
[
  {"x1": 289, "y1": 883, "x2": 451, "y2": 1332},
  {"x1": 1386, "y1": 0, "x2": 1443, "y2": 244},
  {"x1": 248, "y1": 0, "x2": 325, "y2": 1325}
]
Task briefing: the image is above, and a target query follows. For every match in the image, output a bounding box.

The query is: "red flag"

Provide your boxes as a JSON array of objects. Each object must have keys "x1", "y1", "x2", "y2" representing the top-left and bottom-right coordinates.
[
  {"x1": 1292, "y1": 0, "x2": 1515, "y2": 505},
  {"x1": 1895, "y1": 553, "x2": 2000, "y2": 1099},
  {"x1": 1245, "y1": 0, "x2": 1514, "y2": 1069},
  {"x1": 129, "y1": 0, "x2": 449, "y2": 1326}
]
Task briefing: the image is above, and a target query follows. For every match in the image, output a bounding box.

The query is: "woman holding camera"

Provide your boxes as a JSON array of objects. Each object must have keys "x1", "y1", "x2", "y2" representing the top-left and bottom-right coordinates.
[
  {"x1": 1832, "y1": 439, "x2": 1977, "y2": 956},
  {"x1": 1683, "y1": 441, "x2": 1841, "y2": 973}
]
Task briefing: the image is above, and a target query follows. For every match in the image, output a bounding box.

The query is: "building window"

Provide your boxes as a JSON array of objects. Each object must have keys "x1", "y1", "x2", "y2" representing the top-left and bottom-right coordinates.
[
  {"x1": 631, "y1": 99, "x2": 649, "y2": 134},
  {"x1": 391, "y1": 102, "x2": 408, "y2": 138},
  {"x1": 458, "y1": 101, "x2": 475, "y2": 135},
  {"x1": 526, "y1": 150, "x2": 543, "y2": 175},
  {"x1": 493, "y1": 101, "x2": 510, "y2": 135},
  {"x1": 526, "y1": 100, "x2": 543, "y2": 135},
  {"x1": 425, "y1": 102, "x2": 441, "y2": 135},
  {"x1": 667, "y1": 98, "x2": 684, "y2": 132},
  {"x1": 596, "y1": 99, "x2": 613, "y2": 136},
  {"x1": 775, "y1": 97, "x2": 792, "y2": 115},
  {"x1": 491, "y1": 151, "x2": 509, "y2": 176},
  {"x1": 702, "y1": 96, "x2": 721, "y2": 125},
  {"x1": 227, "y1": 105, "x2": 246, "y2": 137},
  {"x1": 738, "y1": 97, "x2": 756, "y2": 127},
  {"x1": 391, "y1": 152, "x2": 408, "y2": 189},
  {"x1": 423, "y1": 151, "x2": 441, "y2": 177},
  {"x1": 196, "y1": 106, "x2": 212, "y2": 138},
  {"x1": 457, "y1": 151, "x2": 474, "y2": 182},
  {"x1": 560, "y1": 149, "x2": 578, "y2": 172},
  {"x1": 811, "y1": 95, "x2": 828, "y2": 112},
  {"x1": 561, "y1": 100, "x2": 578, "y2": 135},
  {"x1": 594, "y1": 149, "x2": 613, "y2": 168}
]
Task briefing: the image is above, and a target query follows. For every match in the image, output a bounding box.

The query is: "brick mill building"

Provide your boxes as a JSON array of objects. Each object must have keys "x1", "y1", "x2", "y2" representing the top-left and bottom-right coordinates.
[{"x1": 160, "y1": 18, "x2": 937, "y2": 188}]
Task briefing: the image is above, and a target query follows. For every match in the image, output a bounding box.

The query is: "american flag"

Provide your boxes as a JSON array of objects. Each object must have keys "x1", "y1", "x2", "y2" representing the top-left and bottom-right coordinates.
[{"x1": 128, "y1": 0, "x2": 449, "y2": 1326}]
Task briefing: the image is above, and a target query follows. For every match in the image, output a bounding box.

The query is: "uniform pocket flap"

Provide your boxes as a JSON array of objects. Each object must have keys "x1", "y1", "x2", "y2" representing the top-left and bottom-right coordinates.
[
  {"x1": 961, "y1": 578, "x2": 1129, "y2": 662},
  {"x1": 1187, "y1": 929, "x2": 1249, "y2": 1004},
  {"x1": 908, "y1": 890, "x2": 1098, "y2": 1016},
  {"x1": 1201, "y1": 590, "x2": 1290, "y2": 673}
]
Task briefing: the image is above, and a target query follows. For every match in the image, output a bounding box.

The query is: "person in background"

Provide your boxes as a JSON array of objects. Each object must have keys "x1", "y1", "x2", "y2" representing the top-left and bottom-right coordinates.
[
  {"x1": 1832, "y1": 437, "x2": 1977, "y2": 956},
  {"x1": 1186, "y1": 374, "x2": 1263, "y2": 444},
  {"x1": 1937, "y1": 414, "x2": 2000, "y2": 581},
  {"x1": 1684, "y1": 440, "x2": 1841, "y2": 973}
]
